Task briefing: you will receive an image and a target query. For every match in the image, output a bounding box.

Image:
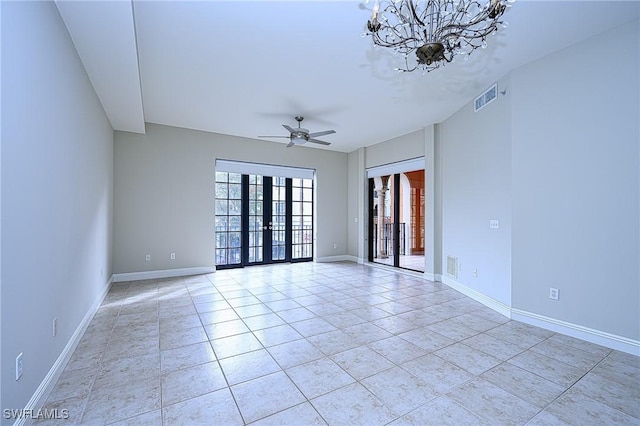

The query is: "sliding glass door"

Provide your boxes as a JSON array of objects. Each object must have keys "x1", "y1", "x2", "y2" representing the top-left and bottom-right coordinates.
[
  {"x1": 368, "y1": 169, "x2": 425, "y2": 272},
  {"x1": 215, "y1": 171, "x2": 313, "y2": 268}
]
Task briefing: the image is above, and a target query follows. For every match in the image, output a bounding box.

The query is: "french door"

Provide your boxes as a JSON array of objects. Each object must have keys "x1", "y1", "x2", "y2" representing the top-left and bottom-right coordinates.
[
  {"x1": 368, "y1": 169, "x2": 425, "y2": 272},
  {"x1": 215, "y1": 172, "x2": 313, "y2": 268}
]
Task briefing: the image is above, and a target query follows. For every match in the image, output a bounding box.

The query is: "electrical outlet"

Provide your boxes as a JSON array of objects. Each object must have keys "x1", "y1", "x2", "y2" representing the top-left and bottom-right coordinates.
[
  {"x1": 473, "y1": 269, "x2": 478, "y2": 277},
  {"x1": 170, "y1": 252, "x2": 176, "y2": 260},
  {"x1": 333, "y1": 243, "x2": 337, "y2": 249},
  {"x1": 53, "y1": 318, "x2": 57, "y2": 337},
  {"x1": 16, "y1": 353, "x2": 23, "y2": 381},
  {"x1": 145, "y1": 254, "x2": 151, "y2": 261},
  {"x1": 549, "y1": 287, "x2": 559, "y2": 300}
]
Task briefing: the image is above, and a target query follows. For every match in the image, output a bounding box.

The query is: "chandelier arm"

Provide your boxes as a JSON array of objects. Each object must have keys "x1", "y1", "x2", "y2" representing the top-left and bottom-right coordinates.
[
  {"x1": 435, "y1": 20, "x2": 500, "y2": 44},
  {"x1": 371, "y1": 34, "x2": 422, "y2": 50},
  {"x1": 408, "y1": 1, "x2": 425, "y2": 27}
]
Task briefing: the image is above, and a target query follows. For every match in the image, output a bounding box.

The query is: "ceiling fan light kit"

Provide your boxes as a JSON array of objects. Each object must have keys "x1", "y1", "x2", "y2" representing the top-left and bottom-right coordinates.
[
  {"x1": 363, "y1": 0, "x2": 514, "y2": 73},
  {"x1": 258, "y1": 116, "x2": 336, "y2": 148}
]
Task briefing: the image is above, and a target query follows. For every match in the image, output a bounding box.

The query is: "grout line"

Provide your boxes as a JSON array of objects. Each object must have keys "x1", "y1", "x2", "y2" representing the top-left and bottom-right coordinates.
[{"x1": 52, "y1": 264, "x2": 638, "y2": 425}]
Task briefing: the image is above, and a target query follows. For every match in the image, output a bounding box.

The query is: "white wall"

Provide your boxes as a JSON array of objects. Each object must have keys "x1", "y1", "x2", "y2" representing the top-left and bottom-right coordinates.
[
  {"x1": 1, "y1": 1, "x2": 114, "y2": 419},
  {"x1": 366, "y1": 129, "x2": 424, "y2": 169},
  {"x1": 113, "y1": 123, "x2": 349, "y2": 274},
  {"x1": 439, "y1": 74, "x2": 513, "y2": 308},
  {"x1": 510, "y1": 20, "x2": 639, "y2": 341}
]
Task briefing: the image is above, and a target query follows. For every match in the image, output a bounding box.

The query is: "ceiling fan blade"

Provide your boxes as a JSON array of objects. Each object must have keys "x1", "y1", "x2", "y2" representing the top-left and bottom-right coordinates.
[
  {"x1": 308, "y1": 139, "x2": 331, "y2": 145},
  {"x1": 282, "y1": 124, "x2": 295, "y2": 133},
  {"x1": 286, "y1": 141, "x2": 295, "y2": 148},
  {"x1": 258, "y1": 135, "x2": 290, "y2": 138},
  {"x1": 308, "y1": 130, "x2": 336, "y2": 138}
]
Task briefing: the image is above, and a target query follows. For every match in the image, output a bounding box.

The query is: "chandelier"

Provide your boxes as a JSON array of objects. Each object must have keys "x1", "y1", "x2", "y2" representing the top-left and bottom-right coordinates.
[{"x1": 363, "y1": 0, "x2": 513, "y2": 73}]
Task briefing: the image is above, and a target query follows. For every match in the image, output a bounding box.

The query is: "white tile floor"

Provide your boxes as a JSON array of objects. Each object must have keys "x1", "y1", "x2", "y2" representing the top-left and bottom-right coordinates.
[{"x1": 39, "y1": 262, "x2": 639, "y2": 425}]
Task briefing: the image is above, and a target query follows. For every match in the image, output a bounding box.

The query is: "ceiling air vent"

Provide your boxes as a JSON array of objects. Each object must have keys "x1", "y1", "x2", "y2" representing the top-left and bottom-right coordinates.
[
  {"x1": 446, "y1": 255, "x2": 458, "y2": 279},
  {"x1": 474, "y1": 83, "x2": 498, "y2": 112}
]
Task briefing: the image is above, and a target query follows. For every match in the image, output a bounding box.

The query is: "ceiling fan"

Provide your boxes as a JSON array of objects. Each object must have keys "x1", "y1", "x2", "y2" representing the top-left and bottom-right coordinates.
[{"x1": 259, "y1": 116, "x2": 336, "y2": 148}]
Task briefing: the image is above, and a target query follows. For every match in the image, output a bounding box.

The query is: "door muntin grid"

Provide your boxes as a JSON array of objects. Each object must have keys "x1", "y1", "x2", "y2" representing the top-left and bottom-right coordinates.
[
  {"x1": 215, "y1": 171, "x2": 242, "y2": 266},
  {"x1": 292, "y1": 178, "x2": 313, "y2": 260},
  {"x1": 271, "y1": 177, "x2": 287, "y2": 261},
  {"x1": 247, "y1": 175, "x2": 264, "y2": 263}
]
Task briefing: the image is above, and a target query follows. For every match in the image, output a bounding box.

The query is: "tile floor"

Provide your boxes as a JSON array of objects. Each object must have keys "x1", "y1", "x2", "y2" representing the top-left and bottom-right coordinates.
[{"x1": 38, "y1": 262, "x2": 639, "y2": 425}]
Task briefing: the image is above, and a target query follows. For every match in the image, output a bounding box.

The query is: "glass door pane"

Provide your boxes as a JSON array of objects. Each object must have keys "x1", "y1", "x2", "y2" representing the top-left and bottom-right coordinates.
[
  {"x1": 215, "y1": 171, "x2": 242, "y2": 267},
  {"x1": 292, "y1": 178, "x2": 313, "y2": 260},
  {"x1": 271, "y1": 177, "x2": 287, "y2": 261},
  {"x1": 247, "y1": 175, "x2": 264, "y2": 263},
  {"x1": 399, "y1": 170, "x2": 425, "y2": 272},
  {"x1": 371, "y1": 174, "x2": 395, "y2": 267}
]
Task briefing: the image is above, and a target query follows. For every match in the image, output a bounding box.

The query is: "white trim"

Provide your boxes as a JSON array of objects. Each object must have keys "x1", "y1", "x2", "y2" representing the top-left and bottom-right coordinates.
[
  {"x1": 315, "y1": 255, "x2": 358, "y2": 263},
  {"x1": 112, "y1": 266, "x2": 216, "y2": 282},
  {"x1": 512, "y1": 309, "x2": 640, "y2": 356},
  {"x1": 423, "y1": 272, "x2": 436, "y2": 281},
  {"x1": 366, "y1": 157, "x2": 425, "y2": 178},
  {"x1": 15, "y1": 276, "x2": 113, "y2": 426},
  {"x1": 215, "y1": 159, "x2": 315, "y2": 180},
  {"x1": 434, "y1": 273, "x2": 444, "y2": 283},
  {"x1": 440, "y1": 276, "x2": 511, "y2": 318}
]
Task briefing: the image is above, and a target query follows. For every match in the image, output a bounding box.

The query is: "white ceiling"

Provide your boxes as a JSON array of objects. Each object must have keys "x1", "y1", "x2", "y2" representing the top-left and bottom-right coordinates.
[{"x1": 55, "y1": 1, "x2": 639, "y2": 153}]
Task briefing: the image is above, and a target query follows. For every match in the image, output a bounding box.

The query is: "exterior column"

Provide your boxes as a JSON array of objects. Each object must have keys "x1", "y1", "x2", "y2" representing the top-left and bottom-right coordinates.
[{"x1": 378, "y1": 175, "x2": 390, "y2": 258}]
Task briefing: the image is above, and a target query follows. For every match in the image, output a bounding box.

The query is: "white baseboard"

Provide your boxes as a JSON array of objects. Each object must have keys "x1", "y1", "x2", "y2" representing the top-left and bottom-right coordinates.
[
  {"x1": 434, "y1": 273, "x2": 443, "y2": 282},
  {"x1": 438, "y1": 276, "x2": 639, "y2": 356},
  {"x1": 112, "y1": 266, "x2": 216, "y2": 282},
  {"x1": 512, "y1": 308, "x2": 640, "y2": 356},
  {"x1": 16, "y1": 276, "x2": 113, "y2": 426},
  {"x1": 423, "y1": 272, "x2": 436, "y2": 281},
  {"x1": 440, "y1": 276, "x2": 511, "y2": 318},
  {"x1": 315, "y1": 255, "x2": 358, "y2": 263}
]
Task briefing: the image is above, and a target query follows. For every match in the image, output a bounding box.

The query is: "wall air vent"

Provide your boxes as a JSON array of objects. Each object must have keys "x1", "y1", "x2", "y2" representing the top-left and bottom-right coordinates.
[
  {"x1": 474, "y1": 83, "x2": 498, "y2": 112},
  {"x1": 446, "y1": 255, "x2": 458, "y2": 279}
]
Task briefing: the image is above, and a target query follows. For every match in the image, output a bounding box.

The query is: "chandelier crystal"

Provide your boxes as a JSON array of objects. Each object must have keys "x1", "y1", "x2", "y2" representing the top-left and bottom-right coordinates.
[{"x1": 363, "y1": 0, "x2": 513, "y2": 73}]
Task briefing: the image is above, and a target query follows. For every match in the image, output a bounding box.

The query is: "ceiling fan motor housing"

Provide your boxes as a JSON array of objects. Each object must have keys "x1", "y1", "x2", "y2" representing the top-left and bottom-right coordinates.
[{"x1": 291, "y1": 133, "x2": 309, "y2": 144}]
